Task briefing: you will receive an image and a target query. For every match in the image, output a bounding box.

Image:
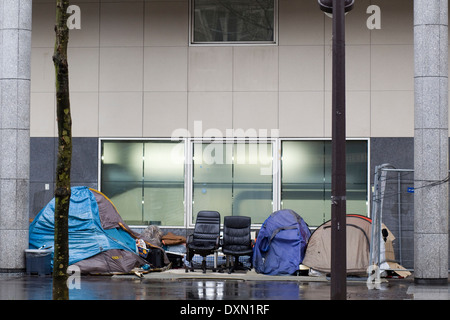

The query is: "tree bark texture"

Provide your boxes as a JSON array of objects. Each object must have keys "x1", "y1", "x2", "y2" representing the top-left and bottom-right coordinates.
[{"x1": 52, "y1": 0, "x2": 72, "y2": 300}]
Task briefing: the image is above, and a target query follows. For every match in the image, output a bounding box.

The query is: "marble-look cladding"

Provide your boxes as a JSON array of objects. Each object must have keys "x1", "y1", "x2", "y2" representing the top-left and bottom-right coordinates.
[
  {"x1": 0, "y1": 0, "x2": 32, "y2": 271},
  {"x1": 29, "y1": 137, "x2": 98, "y2": 220},
  {"x1": 413, "y1": 0, "x2": 448, "y2": 280}
]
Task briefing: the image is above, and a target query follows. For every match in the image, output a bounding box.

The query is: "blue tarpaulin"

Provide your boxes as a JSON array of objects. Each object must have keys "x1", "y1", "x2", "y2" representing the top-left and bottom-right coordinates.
[{"x1": 29, "y1": 186, "x2": 137, "y2": 268}]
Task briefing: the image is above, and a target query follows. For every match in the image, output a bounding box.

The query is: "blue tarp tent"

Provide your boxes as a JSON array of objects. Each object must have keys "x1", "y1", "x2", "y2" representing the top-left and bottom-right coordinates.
[
  {"x1": 253, "y1": 209, "x2": 311, "y2": 275},
  {"x1": 29, "y1": 186, "x2": 145, "y2": 272}
]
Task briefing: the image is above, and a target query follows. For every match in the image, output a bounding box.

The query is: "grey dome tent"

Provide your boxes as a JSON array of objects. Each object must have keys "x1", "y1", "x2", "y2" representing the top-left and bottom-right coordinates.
[{"x1": 302, "y1": 214, "x2": 372, "y2": 275}]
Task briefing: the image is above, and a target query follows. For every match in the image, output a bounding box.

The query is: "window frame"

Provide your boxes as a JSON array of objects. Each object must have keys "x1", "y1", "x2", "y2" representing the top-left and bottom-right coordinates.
[
  {"x1": 98, "y1": 138, "x2": 189, "y2": 229},
  {"x1": 189, "y1": 0, "x2": 279, "y2": 46},
  {"x1": 279, "y1": 137, "x2": 371, "y2": 227},
  {"x1": 187, "y1": 137, "x2": 279, "y2": 228},
  {"x1": 98, "y1": 137, "x2": 370, "y2": 229}
]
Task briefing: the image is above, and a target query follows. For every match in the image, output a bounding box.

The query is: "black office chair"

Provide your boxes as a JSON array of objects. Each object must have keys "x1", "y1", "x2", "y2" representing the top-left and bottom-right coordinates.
[
  {"x1": 222, "y1": 216, "x2": 253, "y2": 274},
  {"x1": 185, "y1": 210, "x2": 221, "y2": 273}
]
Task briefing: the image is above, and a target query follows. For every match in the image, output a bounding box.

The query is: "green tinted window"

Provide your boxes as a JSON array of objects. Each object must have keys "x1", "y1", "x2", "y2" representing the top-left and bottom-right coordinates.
[
  {"x1": 101, "y1": 141, "x2": 185, "y2": 226},
  {"x1": 192, "y1": 142, "x2": 273, "y2": 224},
  {"x1": 281, "y1": 140, "x2": 368, "y2": 226}
]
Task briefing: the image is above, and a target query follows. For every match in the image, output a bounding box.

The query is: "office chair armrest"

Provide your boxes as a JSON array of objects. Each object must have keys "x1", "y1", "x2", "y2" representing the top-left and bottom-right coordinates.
[
  {"x1": 186, "y1": 234, "x2": 193, "y2": 244},
  {"x1": 215, "y1": 235, "x2": 221, "y2": 249}
]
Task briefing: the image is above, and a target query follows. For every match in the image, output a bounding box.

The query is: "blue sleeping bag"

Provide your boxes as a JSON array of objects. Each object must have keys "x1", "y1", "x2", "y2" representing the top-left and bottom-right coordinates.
[{"x1": 253, "y1": 209, "x2": 311, "y2": 275}]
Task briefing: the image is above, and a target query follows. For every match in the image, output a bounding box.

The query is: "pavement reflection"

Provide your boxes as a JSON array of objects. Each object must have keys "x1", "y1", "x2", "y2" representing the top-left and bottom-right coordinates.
[{"x1": 0, "y1": 273, "x2": 449, "y2": 301}]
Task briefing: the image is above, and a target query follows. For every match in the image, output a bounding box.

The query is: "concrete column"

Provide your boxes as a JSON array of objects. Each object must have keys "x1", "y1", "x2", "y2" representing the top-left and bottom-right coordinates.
[
  {"x1": 0, "y1": 0, "x2": 32, "y2": 272},
  {"x1": 414, "y1": 0, "x2": 449, "y2": 284}
]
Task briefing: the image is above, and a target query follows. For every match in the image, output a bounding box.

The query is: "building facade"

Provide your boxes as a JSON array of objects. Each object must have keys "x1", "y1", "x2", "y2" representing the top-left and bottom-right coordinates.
[{"x1": 29, "y1": 0, "x2": 425, "y2": 268}]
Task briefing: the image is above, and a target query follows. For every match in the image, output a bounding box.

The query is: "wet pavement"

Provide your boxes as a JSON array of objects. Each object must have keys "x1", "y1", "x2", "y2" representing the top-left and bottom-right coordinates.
[
  {"x1": 1, "y1": 270, "x2": 449, "y2": 318},
  {"x1": 0, "y1": 269, "x2": 448, "y2": 301}
]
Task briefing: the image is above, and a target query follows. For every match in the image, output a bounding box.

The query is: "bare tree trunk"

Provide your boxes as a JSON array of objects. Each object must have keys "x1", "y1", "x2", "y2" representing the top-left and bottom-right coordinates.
[{"x1": 52, "y1": 0, "x2": 72, "y2": 300}]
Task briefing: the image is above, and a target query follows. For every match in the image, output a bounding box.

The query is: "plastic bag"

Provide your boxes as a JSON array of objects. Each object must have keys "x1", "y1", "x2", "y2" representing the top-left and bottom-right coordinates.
[{"x1": 136, "y1": 239, "x2": 148, "y2": 258}]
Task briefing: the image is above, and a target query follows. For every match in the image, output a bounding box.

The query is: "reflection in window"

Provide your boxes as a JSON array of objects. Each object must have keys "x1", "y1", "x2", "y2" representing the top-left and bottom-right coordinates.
[
  {"x1": 281, "y1": 140, "x2": 368, "y2": 227},
  {"x1": 101, "y1": 141, "x2": 185, "y2": 226},
  {"x1": 192, "y1": 142, "x2": 273, "y2": 224},
  {"x1": 192, "y1": 0, "x2": 275, "y2": 43}
]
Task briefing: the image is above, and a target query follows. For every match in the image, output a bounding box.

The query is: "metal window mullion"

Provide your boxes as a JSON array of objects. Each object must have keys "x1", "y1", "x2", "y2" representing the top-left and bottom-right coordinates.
[{"x1": 186, "y1": 138, "x2": 194, "y2": 228}]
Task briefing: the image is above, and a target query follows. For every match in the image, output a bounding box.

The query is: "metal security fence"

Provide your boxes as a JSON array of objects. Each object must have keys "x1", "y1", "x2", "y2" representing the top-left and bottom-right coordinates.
[
  {"x1": 369, "y1": 162, "x2": 450, "y2": 280},
  {"x1": 370, "y1": 164, "x2": 415, "y2": 272}
]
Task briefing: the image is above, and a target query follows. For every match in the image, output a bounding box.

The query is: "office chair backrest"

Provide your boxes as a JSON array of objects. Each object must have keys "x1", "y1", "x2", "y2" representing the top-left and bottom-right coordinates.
[
  {"x1": 223, "y1": 216, "x2": 251, "y2": 252},
  {"x1": 193, "y1": 210, "x2": 221, "y2": 245}
]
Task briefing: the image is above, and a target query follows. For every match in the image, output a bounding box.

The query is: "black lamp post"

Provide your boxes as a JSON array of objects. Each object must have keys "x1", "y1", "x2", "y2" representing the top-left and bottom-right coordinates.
[
  {"x1": 318, "y1": 0, "x2": 354, "y2": 13},
  {"x1": 318, "y1": 0, "x2": 354, "y2": 300}
]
